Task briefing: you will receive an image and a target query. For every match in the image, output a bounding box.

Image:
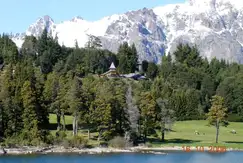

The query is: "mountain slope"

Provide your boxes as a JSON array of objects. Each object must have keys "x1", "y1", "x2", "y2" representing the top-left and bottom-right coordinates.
[{"x1": 11, "y1": 0, "x2": 243, "y2": 64}]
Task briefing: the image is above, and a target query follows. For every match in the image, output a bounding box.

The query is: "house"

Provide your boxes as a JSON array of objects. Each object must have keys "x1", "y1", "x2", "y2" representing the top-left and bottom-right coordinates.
[
  {"x1": 100, "y1": 62, "x2": 146, "y2": 80},
  {"x1": 99, "y1": 62, "x2": 120, "y2": 78}
]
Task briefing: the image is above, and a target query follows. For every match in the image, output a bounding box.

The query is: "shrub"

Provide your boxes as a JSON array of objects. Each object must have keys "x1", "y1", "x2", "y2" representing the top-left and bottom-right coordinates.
[
  {"x1": 145, "y1": 142, "x2": 152, "y2": 148},
  {"x1": 44, "y1": 134, "x2": 55, "y2": 145},
  {"x1": 108, "y1": 136, "x2": 131, "y2": 149},
  {"x1": 61, "y1": 139, "x2": 70, "y2": 149},
  {"x1": 227, "y1": 114, "x2": 243, "y2": 122},
  {"x1": 151, "y1": 132, "x2": 158, "y2": 138},
  {"x1": 56, "y1": 131, "x2": 67, "y2": 139},
  {"x1": 69, "y1": 136, "x2": 88, "y2": 148},
  {"x1": 2, "y1": 137, "x2": 17, "y2": 148},
  {"x1": 54, "y1": 131, "x2": 67, "y2": 145}
]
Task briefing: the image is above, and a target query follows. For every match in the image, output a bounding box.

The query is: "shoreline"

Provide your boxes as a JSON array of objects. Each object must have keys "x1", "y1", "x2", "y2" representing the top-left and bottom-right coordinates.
[{"x1": 1, "y1": 146, "x2": 243, "y2": 155}]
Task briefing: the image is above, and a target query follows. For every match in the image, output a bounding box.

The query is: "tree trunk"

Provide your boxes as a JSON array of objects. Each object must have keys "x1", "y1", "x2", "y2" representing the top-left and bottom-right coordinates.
[
  {"x1": 75, "y1": 116, "x2": 78, "y2": 135},
  {"x1": 62, "y1": 113, "x2": 66, "y2": 131},
  {"x1": 0, "y1": 108, "x2": 3, "y2": 137},
  {"x1": 161, "y1": 130, "x2": 165, "y2": 142},
  {"x1": 144, "y1": 118, "x2": 147, "y2": 143},
  {"x1": 73, "y1": 114, "x2": 77, "y2": 136},
  {"x1": 144, "y1": 125, "x2": 147, "y2": 143},
  {"x1": 161, "y1": 122, "x2": 165, "y2": 142},
  {"x1": 98, "y1": 131, "x2": 101, "y2": 144},
  {"x1": 88, "y1": 129, "x2": 90, "y2": 140},
  {"x1": 215, "y1": 119, "x2": 219, "y2": 143},
  {"x1": 144, "y1": 131, "x2": 147, "y2": 143},
  {"x1": 56, "y1": 113, "x2": 61, "y2": 130}
]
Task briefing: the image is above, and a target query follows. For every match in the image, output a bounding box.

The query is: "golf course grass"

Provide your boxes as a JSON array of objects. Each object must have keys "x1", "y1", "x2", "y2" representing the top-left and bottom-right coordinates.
[{"x1": 49, "y1": 114, "x2": 243, "y2": 149}]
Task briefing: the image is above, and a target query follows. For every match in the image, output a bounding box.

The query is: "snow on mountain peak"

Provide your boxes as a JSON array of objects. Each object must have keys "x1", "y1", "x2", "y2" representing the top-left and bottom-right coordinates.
[
  {"x1": 187, "y1": 0, "x2": 216, "y2": 8},
  {"x1": 42, "y1": 15, "x2": 54, "y2": 23},
  {"x1": 10, "y1": 0, "x2": 243, "y2": 64},
  {"x1": 71, "y1": 16, "x2": 84, "y2": 22},
  {"x1": 26, "y1": 15, "x2": 55, "y2": 36}
]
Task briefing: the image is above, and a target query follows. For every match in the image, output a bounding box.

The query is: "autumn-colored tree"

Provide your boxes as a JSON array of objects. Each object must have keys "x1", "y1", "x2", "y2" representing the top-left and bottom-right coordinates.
[{"x1": 207, "y1": 95, "x2": 228, "y2": 143}]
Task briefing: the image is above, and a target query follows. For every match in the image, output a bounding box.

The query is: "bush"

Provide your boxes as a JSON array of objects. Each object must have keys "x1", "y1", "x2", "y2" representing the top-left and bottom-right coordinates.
[
  {"x1": 147, "y1": 128, "x2": 156, "y2": 135},
  {"x1": 44, "y1": 134, "x2": 55, "y2": 145},
  {"x1": 145, "y1": 142, "x2": 152, "y2": 148},
  {"x1": 227, "y1": 114, "x2": 243, "y2": 122},
  {"x1": 61, "y1": 139, "x2": 70, "y2": 149},
  {"x1": 69, "y1": 136, "x2": 88, "y2": 148},
  {"x1": 56, "y1": 131, "x2": 67, "y2": 139},
  {"x1": 54, "y1": 131, "x2": 67, "y2": 145},
  {"x1": 151, "y1": 132, "x2": 158, "y2": 138},
  {"x1": 99, "y1": 141, "x2": 108, "y2": 147},
  {"x1": 2, "y1": 137, "x2": 18, "y2": 148},
  {"x1": 108, "y1": 136, "x2": 131, "y2": 149}
]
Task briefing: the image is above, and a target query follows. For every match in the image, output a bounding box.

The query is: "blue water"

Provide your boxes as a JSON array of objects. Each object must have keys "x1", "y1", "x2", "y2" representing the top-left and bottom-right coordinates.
[{"x1": 0, "y1": 152, "x2": 242, "y2": 163}]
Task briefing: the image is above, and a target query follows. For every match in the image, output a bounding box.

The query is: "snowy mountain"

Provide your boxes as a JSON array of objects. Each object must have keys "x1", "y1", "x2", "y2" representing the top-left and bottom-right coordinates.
[{"x1": 11, "y1": 0, "x2": 243, "y2": 64}]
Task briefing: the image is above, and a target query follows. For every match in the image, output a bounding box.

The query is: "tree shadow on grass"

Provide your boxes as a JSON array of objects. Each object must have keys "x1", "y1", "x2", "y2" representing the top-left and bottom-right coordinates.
[
  {"x1": 148, "y1": 138, "x2": 201, "y2": 144},
  {"x1": 224, "y1": 141, "x2": 243, "y2": 144},
  {"x1": 47, "y1": 123, "x2": 72, "y2": 130}
]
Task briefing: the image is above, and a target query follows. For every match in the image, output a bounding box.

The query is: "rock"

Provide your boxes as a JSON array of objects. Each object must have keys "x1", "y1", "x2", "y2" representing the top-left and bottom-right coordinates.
[
  {"x1": 0, "y1": 148, "x2": 7, "y2": 155},
  {"x1": 231, "y1": 130, "x2": 237, "y2": 134},
  {"x1": 10, "y1": 1, "x2": 243, "y2": 65},
  {"x1": 194, "y1": 130, "x2": 200, "y2": 135}
]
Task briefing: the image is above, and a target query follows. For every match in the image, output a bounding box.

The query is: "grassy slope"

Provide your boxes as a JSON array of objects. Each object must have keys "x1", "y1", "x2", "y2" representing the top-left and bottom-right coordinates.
[
  {"x1": 151, "y1": 120, "x2": 243, "y2": 149},
  {"x1": 49, "y1": 114, "x2": 99, "y2": 146},
  {"x1": 49, "y1": 114, "x2": 243, "y2": 149},
  {"x1": 49, "y1": 114, "x2": 73, "y2": 125}
]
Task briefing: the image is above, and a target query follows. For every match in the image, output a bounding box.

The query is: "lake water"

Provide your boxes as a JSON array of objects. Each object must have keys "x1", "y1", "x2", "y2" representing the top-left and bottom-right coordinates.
[{"x1": 0, "y1": 152, "x2": 242, "y2": 163}]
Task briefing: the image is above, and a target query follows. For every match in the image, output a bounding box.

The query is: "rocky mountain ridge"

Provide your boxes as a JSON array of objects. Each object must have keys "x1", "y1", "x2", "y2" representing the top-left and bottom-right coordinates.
[{"x1": 10, "y1": 0, "x2": 243, "y2": 64}]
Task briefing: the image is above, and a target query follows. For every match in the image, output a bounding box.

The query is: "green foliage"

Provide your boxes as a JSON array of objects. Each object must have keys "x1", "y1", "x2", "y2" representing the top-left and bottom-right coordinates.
[
  {"x1": 68, "y1": 135, "x2": 88, "y2": 148},
  {"x1": 174, "y1": 43, "x2": 203, "y2": 67},
  {"x1": 108, "y1": 136, "x2": 130, "y2": 149},
  {"x1": 21, "y1": 80, "x2": 42, "y2": 144},
  {"x1": 117, "y1": 42, "x2": 138, "y2": 73},
  {"x1": 0, "y1": 35, "x2": 19, "y2": 64},
  {"x1": 207, "y1": 95, "x2": 228, "y2": 125},
  {"x1": 1, "y1": 29, "x2": 243, "y2": 148},
  {"x1": 141, "y1": 60, "x2": 148, "y2": 73},
  {"x1": 207, "y1": 95, "x2": 228, "y2": 143},
  {"x1": 146, "y1": 62, "x2": 158, "y2": 79}
]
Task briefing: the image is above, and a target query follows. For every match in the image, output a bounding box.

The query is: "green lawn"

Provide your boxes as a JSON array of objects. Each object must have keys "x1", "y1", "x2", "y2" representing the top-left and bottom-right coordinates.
[
  {"x1": 49, "y1": 113, "x2": 99, "y2": 146},
  {"x1": 150, "y1": 120, "x2": 243, "y2": 149},
  {"x1": 48, "y1": 114, "x2": 243, "y2": 149},
  {"x1": 49, "y1": 113, "x2": 73, "y2": 125}
]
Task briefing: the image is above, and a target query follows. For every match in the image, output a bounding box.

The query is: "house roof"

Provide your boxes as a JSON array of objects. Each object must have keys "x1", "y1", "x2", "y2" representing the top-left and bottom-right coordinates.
[{"x1": 110, "y1": 62, "x2": 116, "y2": 69}]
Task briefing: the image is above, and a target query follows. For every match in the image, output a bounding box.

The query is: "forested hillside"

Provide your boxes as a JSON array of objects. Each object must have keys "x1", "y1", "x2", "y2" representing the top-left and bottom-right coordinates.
[{"x1": 0, "y1": 28, "x2": 243, "y2": 146}]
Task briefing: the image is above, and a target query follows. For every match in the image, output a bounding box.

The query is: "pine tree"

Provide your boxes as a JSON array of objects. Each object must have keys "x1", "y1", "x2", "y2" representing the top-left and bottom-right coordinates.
[
  {"x1": 146, "y1": 62, "x2": 158, "y2": 79},
  {"x1": 125, "y1": 83, "x2": 140, "y2": 144},
  {"x1": 21, "y1": 80, "x2": 41, "y2": 144},
  {"x1": 117, "y1": 42, "x2": 138, "y2": 74},
  {"x1": 37, "y1": 27, "x2": 48, "y2": 56},
  {"x1": 21, "y1": 35, "x2": 38, "y2": 58},
  {"x1": 44, "y1": 72, "x2": 61, "y2": 130},
  {"x1": 40, "y1": 49, "x2": 52, "y2": 74},
  {"x1": 141, "y1": 60, "x2": 148, "y2": 73},
  {"x1": 130, "y1": 43, "x2": 138, "y2": 72},
  {"x1": 152, "y1": 77, "x2": 175, "y2": 142},
  {"x1": 0, "y1": 64, "x2": 22, "y2": 137},
  {"x1": 68, "y1": 77, "x2": 87, "y2": 136},
  {"x1": 139, "y1": 91, "x2": 157, "y2": 142}
]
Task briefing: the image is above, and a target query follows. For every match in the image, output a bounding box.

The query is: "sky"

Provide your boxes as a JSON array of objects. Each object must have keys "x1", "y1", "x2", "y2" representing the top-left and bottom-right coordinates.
[{"x1": 0, "y1": 0, "x2": 185, "y2": 33}]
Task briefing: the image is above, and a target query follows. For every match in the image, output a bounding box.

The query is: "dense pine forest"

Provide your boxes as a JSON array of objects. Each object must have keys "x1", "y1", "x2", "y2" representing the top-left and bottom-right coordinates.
[{"x1": 0, "y1": 28, "x2": 243, "y2": 147}]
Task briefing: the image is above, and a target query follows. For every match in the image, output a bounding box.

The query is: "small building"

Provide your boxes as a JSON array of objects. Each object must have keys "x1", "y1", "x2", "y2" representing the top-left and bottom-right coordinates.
[
  {"x1": 120, "y1": 73, "x2": 146, "y2": 80},
  {"x1": 100, "y1": 62, "x2": 146, "y2": 80},
  {"x1": 100, "y1": 62, "x2": 120, "y2": 78}
]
